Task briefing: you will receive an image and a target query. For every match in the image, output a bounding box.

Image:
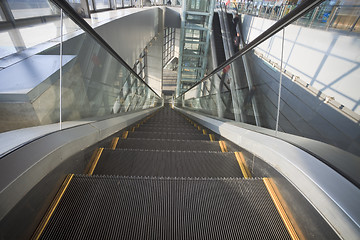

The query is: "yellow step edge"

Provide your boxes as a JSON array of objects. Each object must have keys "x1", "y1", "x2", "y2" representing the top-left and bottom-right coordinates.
[
  {"x1": 202, "y1": 129, "x2": 207, "y2": 135},
  {"x1": 219, "y1": 141, "x2": 228, "y2": 152},
  {"x1": 241, "y1": 152, "x2": 251, "y2": 178},
  {"x1": 87, "y1": 148, "x2": 104, "y2": 176},
  {"x1": 219, "y1": 141, "x2": 225, "y2": 152},
  {"x1": 110, "y1": 137, "x2": 119, "y2": 150},
  {"x1": 84, "y1": 148, "x2": 100, "y2": 174},
  {"x1": 234, "y1": 152, "x2": 252, "y2": 179},
  {"x1": 197, "y1": 126, "x2": 201, "y2": 131},
  {"x1": 31, "y1": 174, "x2": 74, "y2": 240},
  {"x1": 209, "y1": 134, "x2": 215, "y2": 142},
  {"x1": 122, "y1": 131, "x2": 129, "y2": 139},
  {"x1": 263, "y1": 178, "x2": 300, "y2": 240}
]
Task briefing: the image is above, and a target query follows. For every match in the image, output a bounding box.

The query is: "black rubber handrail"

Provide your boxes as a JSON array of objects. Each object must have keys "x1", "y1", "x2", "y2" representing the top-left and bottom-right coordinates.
[
  {"x1": 50, "y1": 0, "x2": 162, "y2": 99},
  {"x1": 176, "y1": 0, "x2": 324, "y2": 98}
]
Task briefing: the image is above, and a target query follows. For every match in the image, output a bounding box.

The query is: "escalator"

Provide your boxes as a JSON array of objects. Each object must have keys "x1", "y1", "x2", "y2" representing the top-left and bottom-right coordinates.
[
  {"x1": 225, "y1": 13, "x2": 239, "y2": 53},
  {"x1": 33, "y1": 106, "x2": 299, "y2": 239},
  {"x1": 213, "y1": 12, "x2": 226, "y2": 66}
]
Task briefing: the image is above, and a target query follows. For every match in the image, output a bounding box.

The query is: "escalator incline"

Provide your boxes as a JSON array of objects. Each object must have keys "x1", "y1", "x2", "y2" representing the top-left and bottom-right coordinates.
[{"x1": 34, "y1": 107, "x2": 294, "y2": 240}]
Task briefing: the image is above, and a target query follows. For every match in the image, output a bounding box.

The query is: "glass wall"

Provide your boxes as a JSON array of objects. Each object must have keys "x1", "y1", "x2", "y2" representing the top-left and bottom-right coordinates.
[
  {"x1": 0, "y1": 0, "x2": 161, "y2": 133},
  {"x1": 116, "y1": 0, "x2": 123, "y2": 8},
  {"x1": 163, "y1": 27, "x2": 175, "y2": 66},
  {"x1": 186, "y1": 0, "x2": 210, "y2": 12},
  {"x1": 94, "y1": 0, "x2": 110, "y2": 10},
  {"x1": 236, "y1": 0, "x2": 360, "y2": 32},
  {"x1": 7, "y1": 0, "x2": 56, "y2": 19},
  {"x1": 123, "y1": 0, "x2": 132, "y2": 7}
]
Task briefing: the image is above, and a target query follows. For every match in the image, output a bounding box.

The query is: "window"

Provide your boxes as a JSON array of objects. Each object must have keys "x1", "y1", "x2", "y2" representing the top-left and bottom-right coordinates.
[
  {"x1": 88, "y1": 0, "x2": 94, "y2": 10},
  {"x1": 94, "y1": 0, "x2": 110, "y2": 10},
  {"x1": 163, "y1": 27, "x2": 175, "y2": 66},
  {"x1": 116, "y1": 0, "x2": 123, "y2": 8},
  {"x1": 7, "y1": 0, "x2": 56, "y2": 19},
  {"x1": 123, "y1": 0, "x2": 132, "y2": 7}
]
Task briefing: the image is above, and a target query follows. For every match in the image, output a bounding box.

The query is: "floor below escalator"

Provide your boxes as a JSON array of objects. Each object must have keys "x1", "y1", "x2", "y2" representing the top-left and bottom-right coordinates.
[{"x1": 33, "y1": 106, "x2": 333, "y2": 239}]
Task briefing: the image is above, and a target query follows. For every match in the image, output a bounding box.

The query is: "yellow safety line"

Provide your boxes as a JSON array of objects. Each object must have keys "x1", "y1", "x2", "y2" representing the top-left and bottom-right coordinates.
[
  {"x1": 202, "y1": 129, "x2": 207, "y2": 135},
  {"x1": 234, "y1": 152, "x2": 252, "y2": 179},
  {"x1": 194, "y1": 123, "x2": 197, "y2": 127},
  {"x1": 209, "y1": 134, "x2": 215, "y2": 142},
  {"x1": 122, "y1": 131, "x2": 129, "y2": 139},
  {"x1": 263, "y1": 178, "x2": 300, "y2": 240},
  {"x1": 110, "y1": 138, "x2": 115, "y2": 148},
  {"x1": 197, "y1": 126, "x2": 201, "y2": 131},
  {"x1": 137, "y1": 123, "x2": 140, "y2": 128},
  {"x1": 239, "y1": 152, "x2": 251, "y2": 177},
  {"x1": 131, "y1": 127, "x2": 136, "y2": 132},
  {"x1": 87, "y1": 148, "x2": 104, "y2": 176},
  {"x1": 84, "y1": 148, "x2": 99, "y2": 174},
  {"x1": 110, "y1": 137, "x2": 119, "y2": 150},
  {"x1": 219, "y1": 141, "x2": 228, "y2": 152},
  {"x1": 219, "y1": 141, "x2": 225, "y2": 152},
  {"x1": 31, "y1": 174, "x2": 74, "y2": 240}
]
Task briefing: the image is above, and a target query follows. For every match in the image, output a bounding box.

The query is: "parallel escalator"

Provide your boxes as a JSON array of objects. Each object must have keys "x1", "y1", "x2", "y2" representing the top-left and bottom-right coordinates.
[{"x1": 213, "y1": 12, "x2": 227, "y2": 65}]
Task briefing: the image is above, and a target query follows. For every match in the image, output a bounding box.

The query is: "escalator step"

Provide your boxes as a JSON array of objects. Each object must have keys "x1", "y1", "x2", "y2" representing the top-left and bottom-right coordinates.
[
  {"x1": 93, "y1": 149, "x2": 241, "y2": 178},
  {"x1": 141, "y1": 123, "x2": 191, "y2": 127},
  {"x1": 145, "y1": 120, "x2": 189, "y2": 124},
  {"x1": 116, "y1": 139, "x2": 222, "y2": 151},
  {"x1": 126, "y1": 131, "x2": 212, "y2": 140},
  {"x1": 39, "y1": 175, "x2": 291, "y2": 240},
  {"x1": 134, "y1": 127, "x2": 201, "y2": 133}
]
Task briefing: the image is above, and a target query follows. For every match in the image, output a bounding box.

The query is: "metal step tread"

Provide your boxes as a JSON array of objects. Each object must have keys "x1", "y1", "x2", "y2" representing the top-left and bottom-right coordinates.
[
  {"x1": 134, "y1": 127, "x2": 201, "y2": 133},
  {"x1": 126, "y1": 131, "x2": 212, "y2": 140},
  {"x1": 93, "y1": 149, "x2": 242, "y2": 178},
  {"x1": 138, "y1": 123, "x2": 195, "y2": 127},
  {"x1": 39, "y1": 175, "x2": 291, "y2": 240},
  {"x1": 115, "y1": 138, "x2": 222, "y2": 151}
]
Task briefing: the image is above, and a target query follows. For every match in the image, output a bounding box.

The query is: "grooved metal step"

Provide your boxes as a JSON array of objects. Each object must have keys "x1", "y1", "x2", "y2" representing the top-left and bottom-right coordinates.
[
  {"x1": 134, "y1": 127, "x2": 201, "y2": 133},
  {"x1": 145, "y1": 119, "x2": 189, "y2": 124},
  {"x1": 39, "y1": 175, "x2": 291, "y2": 240},
  {"x1": 126, "y1": 131, "x2": 212, "y2": 140},
  {"x1": 116, "y1": 139, "x2": 222, "y2": 151},
  {"x1": 93, "y1": 149, "x2": 241, "y2": 177},
  {"x1": 141, "y1": 123, "x2": 192, "y2": 127},
  {"x1": 140, "y1": 122, "x2": 197, "y2": 129}
]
